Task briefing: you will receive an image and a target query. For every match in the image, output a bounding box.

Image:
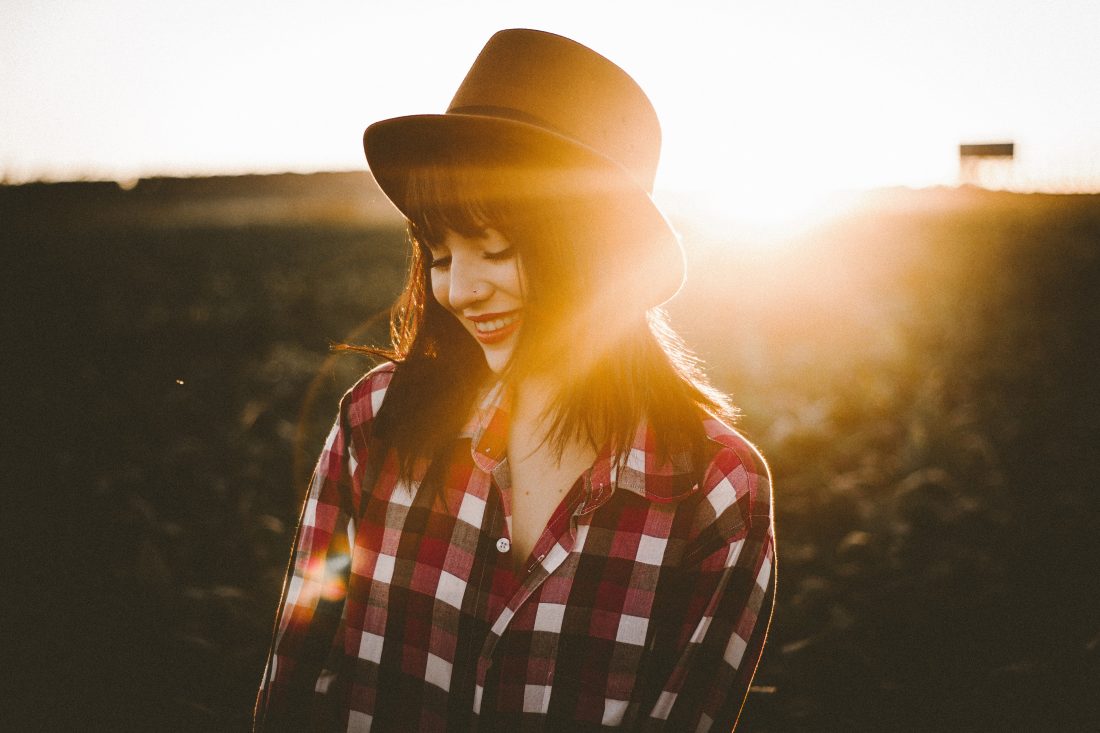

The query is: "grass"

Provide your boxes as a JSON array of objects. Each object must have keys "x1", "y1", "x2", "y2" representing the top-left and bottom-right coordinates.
[{"x1": 4, "y1": 175, "x2": 1098, "y2": 730}]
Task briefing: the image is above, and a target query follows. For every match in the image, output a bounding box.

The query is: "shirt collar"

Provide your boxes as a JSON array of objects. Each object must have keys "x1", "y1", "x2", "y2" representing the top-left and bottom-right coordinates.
[
  {"x1": 460, "y1": 379, "x2": 700, "y2": 506},
  {"x1": 460, "y1": 378, "x2": 510, "y2": 474}
]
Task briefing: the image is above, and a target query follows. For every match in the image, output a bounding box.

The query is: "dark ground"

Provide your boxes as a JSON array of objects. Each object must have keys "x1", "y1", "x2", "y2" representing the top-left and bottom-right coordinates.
[{"x1": 3, "y1": 174, "x2": 1099, "y2": 731}]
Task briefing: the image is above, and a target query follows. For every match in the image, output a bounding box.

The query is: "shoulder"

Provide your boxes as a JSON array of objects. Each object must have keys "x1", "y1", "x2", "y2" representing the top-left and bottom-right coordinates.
[
  {"x1": 340, "y1": 360, "x2": 397, "y2": 430},
  {"x1": 699, "y1": 416, "x2": 772, "y2": 510},
  {"x1": 686, "y1": 415, "x2": 773, "y2": 550}
]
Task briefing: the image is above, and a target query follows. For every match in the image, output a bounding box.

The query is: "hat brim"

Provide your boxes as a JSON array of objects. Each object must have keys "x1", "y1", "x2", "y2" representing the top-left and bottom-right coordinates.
[{"x1": 363, "y1": 113, "x2": 685, "y2": 306}]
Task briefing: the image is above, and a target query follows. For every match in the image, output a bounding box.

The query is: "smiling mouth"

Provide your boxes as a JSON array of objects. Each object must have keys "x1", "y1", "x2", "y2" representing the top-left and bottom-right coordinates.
[{"x1": 468, "y1": 311, "x2": 521, "y2": 344}]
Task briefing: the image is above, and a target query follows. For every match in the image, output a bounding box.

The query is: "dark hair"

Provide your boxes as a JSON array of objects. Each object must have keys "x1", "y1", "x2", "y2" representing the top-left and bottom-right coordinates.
[{"x1": 341, "y1": 150, "x2": 736, "y2": 484}]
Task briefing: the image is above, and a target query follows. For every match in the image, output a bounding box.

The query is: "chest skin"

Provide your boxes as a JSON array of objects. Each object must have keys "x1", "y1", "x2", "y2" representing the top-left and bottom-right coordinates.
[{"x1": 505, "y1": 398, "x2": 596, "y2": 573}]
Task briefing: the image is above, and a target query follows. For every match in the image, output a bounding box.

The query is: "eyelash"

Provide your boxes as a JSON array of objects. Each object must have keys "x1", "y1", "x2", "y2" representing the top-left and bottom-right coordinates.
[
  {"x1": 428, "y1": 246, "x2": 516, "y2": 270},
  {"x1": 485, "y1": 246, "x2": 516, "y2": 261}
]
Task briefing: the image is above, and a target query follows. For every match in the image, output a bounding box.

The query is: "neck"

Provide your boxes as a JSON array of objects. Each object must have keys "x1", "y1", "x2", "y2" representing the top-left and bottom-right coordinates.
[
  {"x1": 510, "y1": 373, "x2": 588, "y2": 463},
  {"x1": 511, "y1": 375, "x2": 557, "y2": 429}
]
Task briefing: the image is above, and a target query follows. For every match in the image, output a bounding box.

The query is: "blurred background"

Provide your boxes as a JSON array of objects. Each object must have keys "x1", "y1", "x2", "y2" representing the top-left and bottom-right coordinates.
[{"x1": 4, "y1": 1, "x2": 1099, "y2": 730}]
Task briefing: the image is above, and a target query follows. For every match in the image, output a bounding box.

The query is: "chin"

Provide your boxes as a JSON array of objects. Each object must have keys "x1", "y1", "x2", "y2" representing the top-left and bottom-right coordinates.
[
  {"x1": 480, "y1": 344, "x2": 515, "y2": 374},
  {"x1": 484, "y1": 354, "x2": 509, "y2": 374}
]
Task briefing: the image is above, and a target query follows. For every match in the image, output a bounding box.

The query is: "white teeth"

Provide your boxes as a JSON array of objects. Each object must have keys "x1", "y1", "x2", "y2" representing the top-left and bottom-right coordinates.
[{"x1": 473, "y1": 313, "x2": 519, "y2": 333}]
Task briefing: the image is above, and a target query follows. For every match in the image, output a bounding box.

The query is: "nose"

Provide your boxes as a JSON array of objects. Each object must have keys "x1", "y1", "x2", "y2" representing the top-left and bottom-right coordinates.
[{"x1": 447, "y1": 256, "x2": 490, "y2": 311}]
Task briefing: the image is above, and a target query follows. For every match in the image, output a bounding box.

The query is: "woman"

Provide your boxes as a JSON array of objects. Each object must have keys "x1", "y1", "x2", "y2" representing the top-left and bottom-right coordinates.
[{"x1": 256, "y1": 29, "x2": 774, "y2": 732}]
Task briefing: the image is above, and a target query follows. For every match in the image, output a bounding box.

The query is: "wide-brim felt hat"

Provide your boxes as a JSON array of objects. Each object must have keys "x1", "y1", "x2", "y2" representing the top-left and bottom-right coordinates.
[{"x1": 363, "y1": 28, "x2": 685, "y2": 306}]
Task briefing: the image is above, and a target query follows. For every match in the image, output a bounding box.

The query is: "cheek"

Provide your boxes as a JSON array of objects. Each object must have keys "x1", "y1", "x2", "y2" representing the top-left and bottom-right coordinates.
[
  {"x1": 510, "y1": 260, "x2": 527, "y2": 302},
  {"x1": 429, "y1": 271, "x2": 450, "y2": 311}
]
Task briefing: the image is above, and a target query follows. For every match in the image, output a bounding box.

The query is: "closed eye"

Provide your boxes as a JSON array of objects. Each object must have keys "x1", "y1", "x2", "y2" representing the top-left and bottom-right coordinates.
[
  {"x1": 484, "y1": 246, "x2": 516, "y2": 262},
  {"x1": 429, "y1": 255, "x2": 451, "y2": 270}
]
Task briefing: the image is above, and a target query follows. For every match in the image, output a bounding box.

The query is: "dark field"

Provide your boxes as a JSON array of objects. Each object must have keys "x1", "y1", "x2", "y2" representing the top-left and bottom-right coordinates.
[{"x1": 4, "y1": 174, "x2": 1099, "y2": 731}]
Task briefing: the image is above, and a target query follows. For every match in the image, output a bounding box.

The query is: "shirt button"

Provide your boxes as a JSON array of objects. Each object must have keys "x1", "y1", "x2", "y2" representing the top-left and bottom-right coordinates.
[{"x1": 496, "y1": 537, "x2": 511, "y2": 553}]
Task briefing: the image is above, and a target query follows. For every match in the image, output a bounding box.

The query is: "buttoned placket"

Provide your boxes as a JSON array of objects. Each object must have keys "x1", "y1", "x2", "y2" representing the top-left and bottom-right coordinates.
[
  {"x1": 471, "y1": 460, "x2": 623, "y2": 722},
  {"x1": 471, "y1": 492, "x2": 569, "y2": 707},
  {"x1": 464, "y1": 381, "x2": 629, "y2": 724},
  {"x1": 488, "y1": 458, "x2": 514, "y2": 557}
]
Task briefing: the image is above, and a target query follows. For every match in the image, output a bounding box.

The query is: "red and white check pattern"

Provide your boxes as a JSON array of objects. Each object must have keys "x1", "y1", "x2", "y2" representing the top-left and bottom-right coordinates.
[{"x1": 256, "y1": 362, "x2": 775, "y2": 731}]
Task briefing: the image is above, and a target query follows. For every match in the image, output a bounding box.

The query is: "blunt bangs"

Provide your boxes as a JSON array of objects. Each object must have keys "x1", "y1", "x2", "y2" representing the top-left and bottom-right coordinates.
[
  {"x1": 404, "y1": 166, "x2": 489, "y2": 245},
  {"x1": 401, "y1": 157, "x2": 543, "y2": 248}
]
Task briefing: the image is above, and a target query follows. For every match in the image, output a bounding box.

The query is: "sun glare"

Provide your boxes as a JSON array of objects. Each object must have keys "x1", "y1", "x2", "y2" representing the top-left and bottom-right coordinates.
[
  {"x1": 663, "y1": 182, "x2": 864, "y2": 253},
  {"x1": 654, "y1": 73, "x2": 958, "y2": 251}
]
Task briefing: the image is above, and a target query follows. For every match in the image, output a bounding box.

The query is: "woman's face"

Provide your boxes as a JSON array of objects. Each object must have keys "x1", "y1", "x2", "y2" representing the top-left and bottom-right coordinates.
[{"x1": 427, "y1": 228, "x2": 524, "y2": 374}]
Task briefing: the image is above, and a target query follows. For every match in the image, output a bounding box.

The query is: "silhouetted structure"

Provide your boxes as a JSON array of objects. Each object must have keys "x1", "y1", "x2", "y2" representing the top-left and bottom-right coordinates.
[{"x1": 959, "y1": 141, "x2": 1015, "y2": 188}]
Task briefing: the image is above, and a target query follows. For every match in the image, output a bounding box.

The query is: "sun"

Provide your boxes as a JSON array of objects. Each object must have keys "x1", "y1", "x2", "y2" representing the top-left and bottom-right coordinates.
[{"x1": 663, "y1": 180, "x2": 862, "y2": 253}]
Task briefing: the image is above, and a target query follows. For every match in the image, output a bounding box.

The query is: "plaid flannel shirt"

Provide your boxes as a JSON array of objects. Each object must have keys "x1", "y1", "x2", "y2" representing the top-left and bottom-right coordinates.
[{"x1": 256, "y1": 362, "x2": 775, "y2": 731}]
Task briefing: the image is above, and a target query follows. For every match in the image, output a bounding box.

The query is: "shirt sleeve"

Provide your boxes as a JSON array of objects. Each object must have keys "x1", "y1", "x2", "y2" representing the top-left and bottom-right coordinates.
[
  {"x1": 633, "y1": 441, "x2": 776, "y2": 732},
  {"x1": 254, "y1": 412, "x2": 354, "y2": 731}
]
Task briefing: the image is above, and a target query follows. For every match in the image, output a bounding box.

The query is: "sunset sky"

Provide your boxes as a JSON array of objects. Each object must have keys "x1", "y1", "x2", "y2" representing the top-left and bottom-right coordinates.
[{"x1": 3, "y1": 0, "x2": 1099, "y2": 198}]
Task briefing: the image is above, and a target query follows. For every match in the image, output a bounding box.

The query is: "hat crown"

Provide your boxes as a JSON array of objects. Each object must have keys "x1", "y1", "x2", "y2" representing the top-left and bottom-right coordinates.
[
  {"x1": 447, "y1": 29, "x2": 661, "y2": 193},
  {"x1": 362, "y1": 29, "x2": 685, "y2": 305}
]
